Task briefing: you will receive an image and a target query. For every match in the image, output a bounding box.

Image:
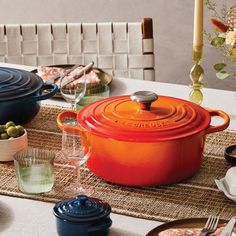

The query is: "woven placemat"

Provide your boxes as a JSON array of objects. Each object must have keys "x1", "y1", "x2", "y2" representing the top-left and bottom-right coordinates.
[{"x1": 0, "y1": 105, "x2": 236, "y2": 222}]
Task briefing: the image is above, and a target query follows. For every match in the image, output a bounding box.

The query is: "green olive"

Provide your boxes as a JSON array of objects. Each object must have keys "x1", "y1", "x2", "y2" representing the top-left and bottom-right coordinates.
[
  {"x1": 5, "y1": 121, "x2": 16, "y2": 129},
  {"x1": 16, "y1": 125, "x2": 25, "y2": 135},
  {"x1": 0, "y1": 125, "x2": 5, "y2": 134},
  {"x1": 2, "y1": 125, "x2": 6, "y2": 131},
  {"x1": 1, "y1": 133, "x2": 9, "y2": 139},
  {"x1": 6, "y1": 126, "x2": 19, "y2": 138}
]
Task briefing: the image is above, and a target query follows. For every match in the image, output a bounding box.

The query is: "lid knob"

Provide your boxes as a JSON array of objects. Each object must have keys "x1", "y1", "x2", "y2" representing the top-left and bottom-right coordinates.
[
  {"x1": 76, "y1": 195, "x2": 88, "y2": 206},
  {"x1": 130, "y1": 91, "x2": 158, "y2": 110}
]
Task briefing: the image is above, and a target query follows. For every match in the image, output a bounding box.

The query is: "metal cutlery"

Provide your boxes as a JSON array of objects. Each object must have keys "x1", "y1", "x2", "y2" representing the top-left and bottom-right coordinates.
[
  {"x1": 200, "y1": 215, "x2": 220, "y2": 236},
  {"x1": 220, "y1": 216, "x2": 236, "y2": 236}
]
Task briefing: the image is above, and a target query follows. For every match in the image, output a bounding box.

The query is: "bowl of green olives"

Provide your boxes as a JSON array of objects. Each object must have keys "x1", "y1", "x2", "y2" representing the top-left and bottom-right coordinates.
[{"x1": 0, "y1": 121, "x2": 28, "y2": 162}]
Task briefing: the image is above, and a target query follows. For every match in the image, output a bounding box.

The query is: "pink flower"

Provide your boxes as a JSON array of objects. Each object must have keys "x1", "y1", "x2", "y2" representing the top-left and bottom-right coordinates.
[{"x1": 225, "y1": 31, "x2": 236, "y2": 45}]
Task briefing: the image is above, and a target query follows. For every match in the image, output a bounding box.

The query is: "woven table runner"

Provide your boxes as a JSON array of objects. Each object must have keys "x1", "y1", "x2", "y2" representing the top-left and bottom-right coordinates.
[{"x1": 0, "y1": 105, "x2": 236, "y2": 222}]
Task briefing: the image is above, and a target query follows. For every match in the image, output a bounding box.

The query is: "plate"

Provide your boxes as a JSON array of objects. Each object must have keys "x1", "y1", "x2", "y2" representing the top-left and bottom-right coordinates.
[
  {"x1": 146, "y1": 218, "x2": 227, "y2": 236},
  {"x1": 31, "y1": 64, "x2": 113, "y2": 99}
]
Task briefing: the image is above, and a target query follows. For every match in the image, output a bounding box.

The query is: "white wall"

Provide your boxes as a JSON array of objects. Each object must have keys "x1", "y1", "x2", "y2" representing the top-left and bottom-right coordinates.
[{"x1": 0, "y1": 0, "x2": 235, "y2": 91}]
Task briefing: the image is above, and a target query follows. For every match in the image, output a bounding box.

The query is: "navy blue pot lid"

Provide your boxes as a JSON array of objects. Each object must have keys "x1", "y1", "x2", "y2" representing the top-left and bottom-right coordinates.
[
  {"x1": 0, "y1": 67, "x2": 43, "y2": 101},
  {"x1": 53, "y1": 195, "x2": 112, "y2": 223}
]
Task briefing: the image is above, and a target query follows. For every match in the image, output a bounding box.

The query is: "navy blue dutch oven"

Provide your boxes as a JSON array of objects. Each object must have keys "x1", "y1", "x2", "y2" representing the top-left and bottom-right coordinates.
[
  {"x1": 0, "y1": 67, "x2": 58, "y2": 124},
  {"x1": 53, "y1": 195, "x2": 112, "y2": 236}
]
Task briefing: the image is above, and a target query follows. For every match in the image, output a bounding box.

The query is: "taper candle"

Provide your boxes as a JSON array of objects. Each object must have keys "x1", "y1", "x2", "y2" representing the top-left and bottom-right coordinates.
[{"x1": 193, "y1": 0, "x2": 203, "y2": 51}]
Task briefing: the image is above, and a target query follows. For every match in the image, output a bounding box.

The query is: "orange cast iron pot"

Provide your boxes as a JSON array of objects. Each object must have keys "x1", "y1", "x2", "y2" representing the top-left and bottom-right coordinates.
[{"x1": 57, "y1": 91, "x2": 230, "y2": 186}]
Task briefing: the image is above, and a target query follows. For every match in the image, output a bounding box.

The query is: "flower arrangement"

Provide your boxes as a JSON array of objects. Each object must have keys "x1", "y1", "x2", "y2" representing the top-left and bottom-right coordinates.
[{"x1": 205, "y1": 0, "x2": 236, "y2": 80}]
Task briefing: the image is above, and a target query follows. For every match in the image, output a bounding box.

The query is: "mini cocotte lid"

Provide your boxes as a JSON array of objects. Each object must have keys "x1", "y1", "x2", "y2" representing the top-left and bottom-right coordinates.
[
  {"x1": 53, "y1": 195, "x2": 112, "y2": 223},
  {"x1": 78, "y1": 91, "x2": 212, "y2": 142}
]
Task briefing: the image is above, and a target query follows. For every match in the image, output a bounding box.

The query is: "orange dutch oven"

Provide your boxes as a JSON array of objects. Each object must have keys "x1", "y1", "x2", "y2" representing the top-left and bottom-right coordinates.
[{"x1": 57, "y1": 91, "x2": 230, "y2": 186}]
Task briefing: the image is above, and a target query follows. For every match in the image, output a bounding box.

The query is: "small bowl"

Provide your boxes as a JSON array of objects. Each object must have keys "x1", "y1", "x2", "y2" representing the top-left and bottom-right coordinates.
[
  {"x1": 0, "y1": 130, "x2": 28, "y2": 162},
  {"x1": 225, "y1": 145, "x2": 236, "y2": 165},
  {"x1": 53, "y1": 195, "x2": 112, "y2": 236},
  {"x1": 225, "y1": 166, "x2": 236, "y2": 196}
]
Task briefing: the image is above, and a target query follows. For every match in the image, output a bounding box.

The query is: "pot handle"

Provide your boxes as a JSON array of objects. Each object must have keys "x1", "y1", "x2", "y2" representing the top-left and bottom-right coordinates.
[
  {"x1": 29, "y1": 83, "x2": 58, "y2": 101},
  {"x1": 57, "y1": 110, "x2": 81, "y2": 134},
  {"x1": 205, "y1": 110, "x2": 230, "y2": 134}
]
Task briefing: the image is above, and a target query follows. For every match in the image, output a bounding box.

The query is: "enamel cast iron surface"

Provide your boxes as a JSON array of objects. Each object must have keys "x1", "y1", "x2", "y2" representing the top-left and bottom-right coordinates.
[
  {"x1": 77, "y1": 92, "x2": 212, "y2": 142},
  {"x1": 57, "y1": 91, "x2": 230, "y2": 186},
  {"x1": 0, "y1": 67, "x2": 43, "y2": 101},
  {"x1": 0, "y1": 67, "x2": 58, "y2": 124},
  {"x1": 53, "y1": 195, "x2": 112, "y2": 236}
]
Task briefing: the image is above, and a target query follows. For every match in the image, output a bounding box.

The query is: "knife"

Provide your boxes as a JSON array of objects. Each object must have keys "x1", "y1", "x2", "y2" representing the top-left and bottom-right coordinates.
[{"x1": 220, "y1": 216, "x2": 236, "y2": 236}]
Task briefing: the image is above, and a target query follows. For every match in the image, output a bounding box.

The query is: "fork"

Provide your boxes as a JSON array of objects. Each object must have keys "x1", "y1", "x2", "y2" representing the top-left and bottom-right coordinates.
[{"x1": 200, "y1": 215, "x2": 220, "y2": 236}]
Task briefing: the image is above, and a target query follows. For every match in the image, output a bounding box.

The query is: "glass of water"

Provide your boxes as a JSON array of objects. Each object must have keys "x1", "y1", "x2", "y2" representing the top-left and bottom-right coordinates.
[{"x1": 13, "y1": 148, "x2": 55, "y2": 194}]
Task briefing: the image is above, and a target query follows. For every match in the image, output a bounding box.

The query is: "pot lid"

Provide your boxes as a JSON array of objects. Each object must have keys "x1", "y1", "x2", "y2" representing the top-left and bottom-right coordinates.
[
  {"x1": 78, "y1": 91, "x2": 211, "y2": 142},
  {"x1": 0, "y1": 67, "x2": 43, "y2": 101},
  {"x1": 53, "y1": 195, "x2": 111, "y2": 223}
]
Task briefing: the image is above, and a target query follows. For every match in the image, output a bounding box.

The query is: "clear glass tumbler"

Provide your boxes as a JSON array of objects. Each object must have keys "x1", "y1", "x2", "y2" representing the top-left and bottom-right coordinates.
[{"x1": 13, "y1": 148, "x2": 55, "y2": 194}]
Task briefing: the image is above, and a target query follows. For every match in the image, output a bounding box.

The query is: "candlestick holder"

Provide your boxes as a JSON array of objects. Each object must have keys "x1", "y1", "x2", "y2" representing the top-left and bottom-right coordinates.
[{"x1": 189, "y1": 45, "x2": 204, "y2": 105}]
